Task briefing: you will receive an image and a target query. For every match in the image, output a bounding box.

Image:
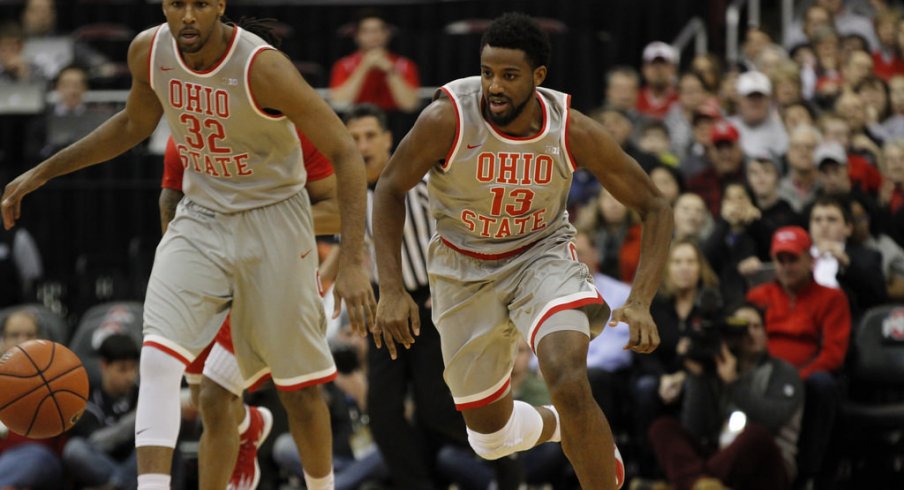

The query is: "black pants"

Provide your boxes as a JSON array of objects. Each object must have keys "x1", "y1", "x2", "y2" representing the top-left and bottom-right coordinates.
[{"x1": 367, "y1": 286, "x2": 523, "y2": 490}]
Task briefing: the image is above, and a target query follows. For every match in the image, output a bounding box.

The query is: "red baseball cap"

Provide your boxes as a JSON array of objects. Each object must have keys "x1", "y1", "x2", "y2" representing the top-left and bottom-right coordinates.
[
  {"x1": 710, "y1": 120, "x2": 739, "y2": 144},
  {"x1": 771, "y1": 226, "x2": 812, "y2": 256}
]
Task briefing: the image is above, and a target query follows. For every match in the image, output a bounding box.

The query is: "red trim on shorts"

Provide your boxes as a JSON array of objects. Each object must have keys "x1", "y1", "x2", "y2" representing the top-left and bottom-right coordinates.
[
  {"x1": 528, "y1": 291, "x2": 606, "y2": 352},
  {"x1": 143, "y1": 340, "x2": 191, "y2": 366},
  {"x1": 440, "y1": 236, "x2": 538, "y2": 260},
  {"x1": 455, "y1": 378, "x2": 511, "y2": 411},
  {"x1": 275, "y1": 370, "x2": 338, "y2": 392},
  {"x1": 246, "y1": 373, "x2": 272, "y2": 393},
  {"x1": 439, "y1": 87, "x2": 461, "y2": 171},
  {"x1": 184, "y1": 341, "x2": 214, "y2": 375},
  {"x1": 563, "y1": 95, "x2": 578, "y2": 172}
]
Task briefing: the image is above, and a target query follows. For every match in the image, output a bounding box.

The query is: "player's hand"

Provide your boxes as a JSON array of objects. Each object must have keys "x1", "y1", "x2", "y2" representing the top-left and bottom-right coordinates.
[
  {"x1": 374, "y1": 289, "x2": 420, "y2": 360},
  {"x1": 332, "y1": 263, "x2": 376, "y2": 337},
  {"x1": 610, "y1": 302, "x2": 660, "y2": 354},
  {"x1": 1, "y1": 169, "x2": 45, "y2": 230}
]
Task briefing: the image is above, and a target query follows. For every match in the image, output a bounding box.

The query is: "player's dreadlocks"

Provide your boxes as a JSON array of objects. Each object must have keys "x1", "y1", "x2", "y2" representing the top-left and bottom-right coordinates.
[{"x1": 223, "y1": 16, "x2": 282, "y2": 48}]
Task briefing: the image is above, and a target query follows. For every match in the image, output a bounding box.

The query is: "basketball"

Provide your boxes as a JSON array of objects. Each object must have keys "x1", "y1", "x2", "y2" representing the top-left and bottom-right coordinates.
[{"x1": 0, "y1": 340, "x2": 89, "y2": 439}]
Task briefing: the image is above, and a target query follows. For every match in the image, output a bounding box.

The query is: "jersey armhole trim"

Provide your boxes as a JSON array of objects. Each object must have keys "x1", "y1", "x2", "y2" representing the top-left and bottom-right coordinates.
[
  {"x1": 562, "y1": 94, "x2": 577, "y2": 173},
  {"x1": 439, "y1": 86, "x2": 463, "y2": 172},
  {"x1": 148, "y1": 25, "x2": 163, "y2": 90},
  {"x1": 245, "y1": 46, "x2": 287, "y2": 120}
]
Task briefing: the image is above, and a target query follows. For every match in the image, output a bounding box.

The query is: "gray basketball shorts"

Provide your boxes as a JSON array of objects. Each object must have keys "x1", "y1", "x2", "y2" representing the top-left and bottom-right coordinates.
[
  {"x1": 143, "y1": 191, "x2": 336, "y2": 391},
  {"x1": 428, "y1": 225, "x2": 610, "y2": 410}
]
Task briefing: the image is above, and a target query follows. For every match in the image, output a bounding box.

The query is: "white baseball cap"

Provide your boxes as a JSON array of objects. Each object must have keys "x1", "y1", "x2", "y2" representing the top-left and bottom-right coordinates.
[
  {"x1": 642, "y1": 41, "x2": 678, "y2": 64},
  {"x1": 736, "y1": 71, "x2": 772, "y2": 96}
]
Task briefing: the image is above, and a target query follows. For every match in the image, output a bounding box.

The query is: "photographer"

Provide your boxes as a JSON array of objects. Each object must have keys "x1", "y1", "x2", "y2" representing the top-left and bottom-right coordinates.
[{"x1": 648, "y1": 303, "x2": 804, "y2": 490}]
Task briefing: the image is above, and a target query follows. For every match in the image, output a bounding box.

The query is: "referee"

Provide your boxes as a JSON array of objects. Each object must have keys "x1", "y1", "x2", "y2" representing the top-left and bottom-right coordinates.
[{"x1": 345, "y1": 104, "x2": 522, "y2": 490}]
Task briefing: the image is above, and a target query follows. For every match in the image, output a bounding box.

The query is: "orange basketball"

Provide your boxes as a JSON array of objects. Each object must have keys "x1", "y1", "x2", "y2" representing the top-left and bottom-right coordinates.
[{"x1": 0, "y1": 340, "x2": 89, "y2": 439}]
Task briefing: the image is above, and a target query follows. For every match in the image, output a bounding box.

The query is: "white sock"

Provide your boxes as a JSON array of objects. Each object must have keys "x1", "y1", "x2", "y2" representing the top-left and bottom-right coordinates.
[
  {"x1": 304, "y1": 470, "x2": 335, "y2": 490},
  {"x1": 137, "y1": 473, "x2": 170, "y2": 490},
  {"x1": 544, "y1": 405, "x2": 561, "y2": 442},
  {"x1": 237, "y1": 404, "x2": 250, "y2": 434}
]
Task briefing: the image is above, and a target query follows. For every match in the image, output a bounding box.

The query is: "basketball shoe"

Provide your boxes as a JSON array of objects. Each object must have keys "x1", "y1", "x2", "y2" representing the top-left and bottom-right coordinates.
[{"x1": 228, "y1": 405, "x2": 273, "y2": 490}]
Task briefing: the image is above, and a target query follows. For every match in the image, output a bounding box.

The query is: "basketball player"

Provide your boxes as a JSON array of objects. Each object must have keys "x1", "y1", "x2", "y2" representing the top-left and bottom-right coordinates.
[
  {"x1": 1, "y1": 1, "x2": 375, "y2": 490},
  {"x1": 161, "y1": 123, "x2": 338, "y2": 489},
  {"x1": 372, "y1": 13, "x2": 673, "y2": 490}
]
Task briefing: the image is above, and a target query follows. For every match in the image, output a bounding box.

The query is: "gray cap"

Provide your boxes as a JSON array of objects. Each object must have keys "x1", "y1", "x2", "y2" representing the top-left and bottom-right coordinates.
[{"x1": 813, "y1": 141, "x2": 847, "y2": 167}]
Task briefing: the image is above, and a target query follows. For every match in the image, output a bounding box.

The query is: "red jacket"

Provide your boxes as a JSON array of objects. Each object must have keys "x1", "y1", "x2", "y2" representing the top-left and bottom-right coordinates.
[{"x1": 747, "y1": 279, "x2": 851, "y2": 379}]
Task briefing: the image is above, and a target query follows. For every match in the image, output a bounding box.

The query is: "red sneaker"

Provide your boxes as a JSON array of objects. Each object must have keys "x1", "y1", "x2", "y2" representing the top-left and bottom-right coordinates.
[
  {"x1": 615, "y1": 444, "x2": 626, "y2": 489},
  {"x1": 228, "y1": 405, "x2": 273, "y2": 490}
]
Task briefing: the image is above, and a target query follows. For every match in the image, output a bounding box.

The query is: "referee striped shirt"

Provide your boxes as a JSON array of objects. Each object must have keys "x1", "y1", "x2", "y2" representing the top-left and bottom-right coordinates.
[{"x1": 366, "y1": 179, "x2": 433, "y2": 292}]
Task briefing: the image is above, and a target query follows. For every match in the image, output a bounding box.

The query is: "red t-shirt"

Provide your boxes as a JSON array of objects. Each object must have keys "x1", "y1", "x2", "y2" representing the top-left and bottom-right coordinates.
[
  {"x1": 872, "y1": 51, "x2": 904, "y2": 81},
  {"x1": 329, "y1": 51, "x2": 420, "y2": 111},
  {"x1": 847, "y1": 153, "x2": 882, "y2": 194},
  {"x1": 746, "y1": 279, "x2": 851, "y2": 379},
  {"x1": 161, "y1": 130, "x2": 333, "y2": 191},
  {"x1": 636, "y1": 86, "x2": 678, "y2": 119}
]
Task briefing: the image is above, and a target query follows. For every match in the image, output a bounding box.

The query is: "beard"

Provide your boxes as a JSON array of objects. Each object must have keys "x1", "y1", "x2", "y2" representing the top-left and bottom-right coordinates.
[{"x1": 485, "y1": 92, "x2": 532, "y2": 127}]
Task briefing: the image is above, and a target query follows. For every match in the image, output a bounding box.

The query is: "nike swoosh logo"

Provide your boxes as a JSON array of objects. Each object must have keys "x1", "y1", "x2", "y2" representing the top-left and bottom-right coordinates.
[
  {"x1": 300, "y1": 250, "x2": 312, "y2": 259},
  {"x1": 136, "y1": 428, "x2": 149, "y2": 435},
  {"x1": 160, "y1": 66, "x2": 175, "y2": 71},
  {"x1": 467, "y1": 143, "x2": 482, "y2": 149}
]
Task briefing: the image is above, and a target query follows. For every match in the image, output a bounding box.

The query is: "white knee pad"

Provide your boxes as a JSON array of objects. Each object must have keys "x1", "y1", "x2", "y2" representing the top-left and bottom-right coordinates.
[
  {"x1": 136, "y1": 345, "x2": 187, "y2": 448},
  {"x1": 202, "y1": 343, "x2": 244, "y2": 397},
  {"x1": 467, "y1": 400, "x2": 543, "y2": 460}
]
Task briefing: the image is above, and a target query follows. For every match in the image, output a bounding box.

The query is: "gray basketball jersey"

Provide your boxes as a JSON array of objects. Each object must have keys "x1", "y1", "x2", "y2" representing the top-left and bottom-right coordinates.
[
  {"x1": 149, "y1": 24, "x2": 305, "y2": 213},
  {"x1": 430, "y1": 76, "x2": 575, "y2": 257}
]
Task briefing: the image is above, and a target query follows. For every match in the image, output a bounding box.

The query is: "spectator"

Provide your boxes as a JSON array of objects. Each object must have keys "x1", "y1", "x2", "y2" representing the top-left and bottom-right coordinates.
[
  {"x1": 770, "y1": 60, "x2": 805, "y2": 108},
  {"x1": 809, "y1": 26, "x2": 845, "y2": 109},
  {"x1": 687, "y1": 120, "x2": 746, "y2": 216},
  {"x1": 19, "y1": 0, "x2": 72, "y2": 80},
  {"x1": 835, "y1": 90, "x2": 888, "y2": 148},
  {"x1": 62, "y1": 333, "x2": 140, "y2": 489},
  {"x1": 592, "y1": 106, "x2": 660, "y2": 173},
  {"x1": 746, "y1": 154, "x2": 801, "y2": 260},
  {"x1": 879, "y1": 138, "x2": 904, "y2": 247},
  {"x1": 780, "y1": 101, "x2": 816, "y2": 134},
  {"x1": 817, "y1": 0, "x2": 880, "y2": 50},
  {"x1": 746, "y1": 226, "x2": 851, "y2": 482},
  {"x1": 691, "y1": 53, "x2": 723, "y2": 94},
  {"x1": 728, "y1": 71, "x2": 789, "y2": 158},
  {"x1": 329, "y1": 8, "x2": 420, "y2": 113},
  {"x1": 0, "y1": 308, "x2": 64, "y2": 490},
  {"x1": 633, "y1": 238, "x2": 720, "y2": 477},
  {"x1": 880, "y1": 75, "x2": 904, "y2": 138},
  {"x1": 574, "y1": 185, "x2": 642, "y2": 282},
  {"x1": 648, "y1": 163, "x2": 684, "y2": 205},
  {"x1": 702, "y1": 182, "x2": 762, "y2": 306},
  {"x1": 678, "y1": 103, "x2": 722, "y2": 179},
  {"x1": 849, "y1": 195, "x2": 904, "y2": 301},
  {"x1": 603, "y1": 65, "x2": 644, "y2": 126},
  {"x1": 648, "y1": 303, "x2": 804, "y2": 490},
  {"x1": 784, "y1": 4, "x2": 835, "y2": 50},
  {"x1": 636, "y1": 41, "x2": 679, "y2": 119},
  {"x1": 0, "y1": 21, "x2": 43, "y2": 83},
  {"x1": 673, "y1": 192, "x2": 712, "y2": 243},
  {"x1": 779, "y1": 125, "x2": 823, "y2": 213},
  {"x1": 818, "y1": 112, "x2": 883, "y2": 191},
  {"x1": 664, "y1": 72, "x2": 714, "y2": 159},
  {"x1": 808, "y1": 195, "x2": 886, "y2": 320},
  {"x1": 638, "y1": 119, "x2": 680, "y2": 167},
  {"x1": 855, "y1": 75, "x2": 892, "y2": 126},
  {"x1": 26, "y1": 64, "x2": 116, "y2": 162},
  {"x1": 872, "y1": 9, "x2": 904, "y2": 80},
  {"x1": 0, "y1": 223, "x2": 42, "y2": 308},
  {"x1": 842, "y1": 49, "x2": 876, "y2": 90}
]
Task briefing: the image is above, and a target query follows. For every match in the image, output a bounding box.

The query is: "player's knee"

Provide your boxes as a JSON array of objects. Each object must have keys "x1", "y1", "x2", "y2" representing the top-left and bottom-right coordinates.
[
  {"x1": 198, "y1": 377, "x2": 240, "y2": 422},
  {"x1": 467, "y1": 401, "x2": 543, "y2": 460},
  {"x1": 136, "y1": 346, "x2": 186, "y2": 448},
  {"x1": 541, "y1": 364, "x2": 590, "y2": 406},
  {"x1": 277, "y1": 385, "x2": 323, "y2": 416}
]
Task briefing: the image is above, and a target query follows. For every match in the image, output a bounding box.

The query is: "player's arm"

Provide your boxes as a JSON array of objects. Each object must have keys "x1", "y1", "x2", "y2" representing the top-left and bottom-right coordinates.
[
  {"x1": 568, "y1": 108, "x2": 673, "y2": 354},
  {"x1": 249, "y1": 49, "x2": 374, "y2": 332},
  {"x1": 372, "y1": 97, "x2": 455, "y2": 358},
  {"x1": 159, "y1": 136, "x2": 184, "y2": 234},
  {"x1": 308, "y1": 174, "x2": 340, "y2": 236},
  {"x1": 159, "y1": 188, "x2": 183, "y2": 234},
  {"x1": 2, "y1": 28, "x2": 164, "y2": 229}
]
